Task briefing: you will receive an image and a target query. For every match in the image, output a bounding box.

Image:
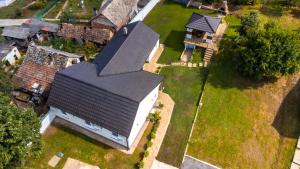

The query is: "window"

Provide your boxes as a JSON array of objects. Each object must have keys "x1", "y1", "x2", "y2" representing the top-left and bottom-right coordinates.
[
  {"x1": 85, "y1": 120, "x2": 92, "y2": 126},
  {"x1": 112, "y1": 132, "x2": 118, "y2": 137},
  {"x1": 62, "y1": 112, "x2": 67, "y2": 115}
]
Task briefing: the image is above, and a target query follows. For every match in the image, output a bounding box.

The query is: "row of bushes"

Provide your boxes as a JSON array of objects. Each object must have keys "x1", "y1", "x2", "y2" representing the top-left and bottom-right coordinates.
[{"x1": 136, "y1": 112, "x2": 161, "y2": 169}]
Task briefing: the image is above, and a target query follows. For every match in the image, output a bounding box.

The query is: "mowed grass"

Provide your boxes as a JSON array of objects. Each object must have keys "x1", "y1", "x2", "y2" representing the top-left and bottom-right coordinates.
[
  {"x1": 27, "y1": 122, "x2": 152, "y2": 169},
  {"x1": 45, "y1": 0, "x2": 67, "y2": 18},
  {"x1": 187, "y1": 8, "x2": 300, "y2": 169},
  {"x1": 144, "y1": 1, "x2": 217, "y2": 64},
  {"x1": 157, "y1": 67, "x2": 206, "y2": 166}
]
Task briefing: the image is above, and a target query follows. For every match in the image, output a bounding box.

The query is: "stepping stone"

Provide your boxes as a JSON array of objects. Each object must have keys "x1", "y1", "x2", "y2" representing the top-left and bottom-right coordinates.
[
  {"x1": 291, "y1": 162, "x2": 300, "y2": 169},
  {"x1": 294, "y1": 149, "x2": 300, "y2": 165},
  {"x1": 48, "y1": 155, "x2": 61, "y2": 167}
]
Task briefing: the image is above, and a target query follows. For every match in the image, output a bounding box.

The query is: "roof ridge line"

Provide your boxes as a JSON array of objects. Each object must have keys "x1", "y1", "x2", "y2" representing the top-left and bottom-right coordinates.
[
  {"x1": 99, "y1": 22, "x2": 141, "y2": 75},
  {"x1": 204, "y1": 16, "x2": 215, "y2": 33}
]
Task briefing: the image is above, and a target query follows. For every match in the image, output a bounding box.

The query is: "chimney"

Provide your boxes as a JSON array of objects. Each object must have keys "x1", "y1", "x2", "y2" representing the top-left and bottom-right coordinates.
[{"x1": 123, "y1": 27, "x2": 128, "y2": 36}]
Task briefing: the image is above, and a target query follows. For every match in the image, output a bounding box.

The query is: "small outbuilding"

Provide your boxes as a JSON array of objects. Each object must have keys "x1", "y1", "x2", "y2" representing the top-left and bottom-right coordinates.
[{"x1": 0, "y1": 42, "x2": 21, "y2": 67}]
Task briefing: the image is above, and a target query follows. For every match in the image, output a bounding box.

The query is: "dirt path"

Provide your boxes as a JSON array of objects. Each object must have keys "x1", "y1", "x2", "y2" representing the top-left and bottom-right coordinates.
[{"x1": 55, "y1": 0, "x2": 69, "y2": 19}]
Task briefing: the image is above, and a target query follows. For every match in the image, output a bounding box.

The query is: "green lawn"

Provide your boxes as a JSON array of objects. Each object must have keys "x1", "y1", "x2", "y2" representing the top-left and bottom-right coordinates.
[
  {"x1": 0, "y1": 0, "x2": 37, "y2": 19},
  {"x1": 157, "y1": 66, "x2": 206, "y2": 166},
  {"x1": 144, "y1": 1, "x2": 217, "y2": 64},
  {"x1": 64, "y1": 0, "x2": 102, "y2": 19},
  {"x1": 27, "y1": 122, "x2": 152, "y2": 169},
  {"x1": 187, "y1": 8, "x2": 300, "y2": 169}
]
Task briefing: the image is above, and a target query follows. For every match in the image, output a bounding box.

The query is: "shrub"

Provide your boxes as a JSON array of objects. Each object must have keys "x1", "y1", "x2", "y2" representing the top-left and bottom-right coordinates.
[
  {"x1": 146, "y1": 141, "x2": 153, "y2": 148},
  {"x1": 137, "y1": 161, "x2": 144, "y2": 169},
  {"x1": 150, "y1": 132, "x2": 156, "y2": 139},
  {"x1": 60, "y1": 11, "x2": 77, "y2": 23},
  {"x1": 144, "y1": 150, "x2": 149, "y2": 158}
]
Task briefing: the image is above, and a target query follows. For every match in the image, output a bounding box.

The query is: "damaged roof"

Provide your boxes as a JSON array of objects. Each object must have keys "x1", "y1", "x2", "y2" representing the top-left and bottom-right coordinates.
[{"x1": 186, "y1": 13, "x2": 221, "y2": 33}]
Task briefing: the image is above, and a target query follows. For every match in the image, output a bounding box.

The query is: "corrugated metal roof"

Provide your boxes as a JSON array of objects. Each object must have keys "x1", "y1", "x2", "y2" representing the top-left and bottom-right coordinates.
[
  {"x1": 2, "y1": 26, "x2": 31, "y2": 39},
  {"x1": 186, "y1": 13, "x2": 220, "y2": 33}
]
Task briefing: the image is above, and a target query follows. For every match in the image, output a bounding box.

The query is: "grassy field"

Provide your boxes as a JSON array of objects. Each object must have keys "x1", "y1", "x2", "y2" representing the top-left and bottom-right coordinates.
[
  {"x1": 64, "y1": 0, "x2": 102, "y2": 19},
  {"x1": 27, "y1": 122, "x2": 152, "y2": 169},
  {"x1": 187, "y1": 6, "x2": 300, "y2": 169},
  {"x1": 144, "y1": 1, "x2": 217, "y2": 64},
  {"x1": 157, "y1": 67, "x2": 206, "y2": 166},
  {"x1": 0, "y1": 0, "x2": 37, "y2": 19}
]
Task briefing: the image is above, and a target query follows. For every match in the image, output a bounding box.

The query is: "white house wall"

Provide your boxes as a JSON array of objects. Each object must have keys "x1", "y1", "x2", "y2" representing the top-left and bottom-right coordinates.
[
  {"x1": 127, "y1": 84, "x2": 160, "y2": 147},
  {"x1": 4, "y1": 47, "x2": 21, "y2": 65},
  {"x1": 147, "y1": 40, "x2": 159, "y2": 62},
  {"x1": 49, "y1": 107, "x2": 128, "y2": 147},
  {"x1": 130, "y1": 0, "x2": 160, "y2": 23},
  {"x1": 40, "y1": 110, "x2": 56, "y2": 133}
]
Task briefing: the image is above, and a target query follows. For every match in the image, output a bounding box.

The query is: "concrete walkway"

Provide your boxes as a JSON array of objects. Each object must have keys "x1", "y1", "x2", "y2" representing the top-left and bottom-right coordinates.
[
  {"x1": 144, "y1": 46, "x2": 164, "y2": 73},
  {"x1": 151, "y1": 160, "x2": 178, "y2": 169},
  {"x1": 144, "y1": 92, "x2": 175, "y2": 169},
  {"x1": 0, "y1": 19, "x2": 29, "y2": 27},
  {"x1": 181, "y1": 155, "x2": 221, "y2": 169}
]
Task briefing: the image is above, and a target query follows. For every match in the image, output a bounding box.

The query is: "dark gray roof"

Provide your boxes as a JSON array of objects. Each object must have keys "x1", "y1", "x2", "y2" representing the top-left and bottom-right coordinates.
[
  {"x1": 0, "y1": 41, "x2": 15, "y2": 58},
  {"x1": 186, "y1": 13, "x2": 221, "y2": 33},
  {"x1": 47, "y1": 62, "x2": 163, "y2": 137},
  {"x1": 56, "y1": 62, "x2": 163, "y2": 102},
  {"x1": 94, "y1": 21, "x2": 159, "y2": 76},
  {"x1": 2, "y1": 26, "x2": 31, "y2": 39}
]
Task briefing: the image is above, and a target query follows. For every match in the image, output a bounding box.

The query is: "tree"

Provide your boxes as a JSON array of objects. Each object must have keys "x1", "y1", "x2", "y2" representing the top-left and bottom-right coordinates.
[
  {"x1": 0, "y1": 62, "x2": 14, "y2": 94},
  {"x1": 239, "y1": 11, "x2": 259, "y2": 35},
  {"x1": 235, "y1": 15, "x2": 300, "y2": 80},
  {"x1": 0, "y1": 93, "x2": 42, "y2": 168}
]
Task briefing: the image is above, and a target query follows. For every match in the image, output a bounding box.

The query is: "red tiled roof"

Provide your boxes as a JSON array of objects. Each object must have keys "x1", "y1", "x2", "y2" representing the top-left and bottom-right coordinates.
[{"x1": 13, "y1": 61, "x2": 58, "y2": 92}]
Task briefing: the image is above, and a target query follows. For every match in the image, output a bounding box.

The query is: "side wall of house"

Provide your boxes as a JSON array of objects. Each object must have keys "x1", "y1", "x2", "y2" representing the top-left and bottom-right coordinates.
[
  {"x1": 40, "y1": 110, "x2": 56, "y2": 133},
  {"x1": 127, "y1": 84, "x2": 160, "y2": 147},
  {"x1": 5, "y1": 47, "x2": 21, "y2": 65},
  {"x1": 49, "y1": 107, "x2": 128, "y2": 147},
  {"x1": 147, "y1": 40, "x2": 159, "y2": 62},
  {"x1": 130, "y1": 0, "x2": 160, "y2": 23}
]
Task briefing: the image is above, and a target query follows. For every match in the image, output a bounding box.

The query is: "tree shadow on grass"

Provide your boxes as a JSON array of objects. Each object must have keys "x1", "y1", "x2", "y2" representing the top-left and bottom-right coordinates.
[
  {"x1": 164, "y1": 30, "x2": 186, "y2": 53},
  {"x1": 291, "y1": 8, "x2": 300, "y2": 18},
  {"x1": 272, "y1": 79, "x2": 300, "y2": 139},
  {"x1": 259, "y1": 5, "x2": 285, "y2": 17}
]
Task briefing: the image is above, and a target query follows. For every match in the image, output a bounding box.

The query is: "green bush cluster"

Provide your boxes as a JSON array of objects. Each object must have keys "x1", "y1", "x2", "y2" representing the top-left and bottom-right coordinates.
[{"x1": 136, "y1": 112, "x2": 161, "y2": 169}]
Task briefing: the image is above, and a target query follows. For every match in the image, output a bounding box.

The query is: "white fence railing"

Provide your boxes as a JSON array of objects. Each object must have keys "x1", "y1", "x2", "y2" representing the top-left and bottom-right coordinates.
[{"x1": 130, "y1": 0, "x2": 160, "y2": 23}]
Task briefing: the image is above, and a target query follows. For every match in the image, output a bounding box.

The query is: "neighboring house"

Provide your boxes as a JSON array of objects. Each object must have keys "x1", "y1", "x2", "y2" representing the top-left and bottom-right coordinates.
[
  {"x1": 91, "y1": 0, "x2": 138, "y2": 32},
  {"x1": 184, "y1": 13, "x2": 221, "y2": 49},
  {"x1": 12, "y1": 43, "x2": 83, "y2": 96},
  {"x1": 0, "y1": 42, "x2": 21, "y2": 66},
  {"x1": 0, "y1": 0, "x2": 15, "y2": 7},
  {"x1": 46, "y1": 21, "x2": 162, "y2": 149},
  {"x1": 2, "y1": 20, "x2": 59, "y2": 47},
  {"x1": 59, "y1": 0, "x2": 139, "y2": 44}
]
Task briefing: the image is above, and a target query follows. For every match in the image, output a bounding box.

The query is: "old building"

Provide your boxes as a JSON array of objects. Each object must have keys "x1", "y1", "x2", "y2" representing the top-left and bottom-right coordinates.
[
  {"x1": 12, "y1": 43, "x2": 83, "y2": 96},
  {"x1": 0, "y1": 42, "x2": 21, "y2": 67},
  {"x1": 45, "y1": 22, "x2": 162, "y2": 150},
  {"x1": 58, "y1": 0, "x2": 138, "y2": 44}
]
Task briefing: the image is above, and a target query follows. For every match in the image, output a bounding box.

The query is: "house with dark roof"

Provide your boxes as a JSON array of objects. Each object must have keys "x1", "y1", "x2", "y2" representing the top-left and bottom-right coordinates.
[
  {"x1": 45, "y1": 21, "x2": 162, "y2": 150},
  {"x1": 184, "y1": 13, "x2": 221, "y2": 49}
]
